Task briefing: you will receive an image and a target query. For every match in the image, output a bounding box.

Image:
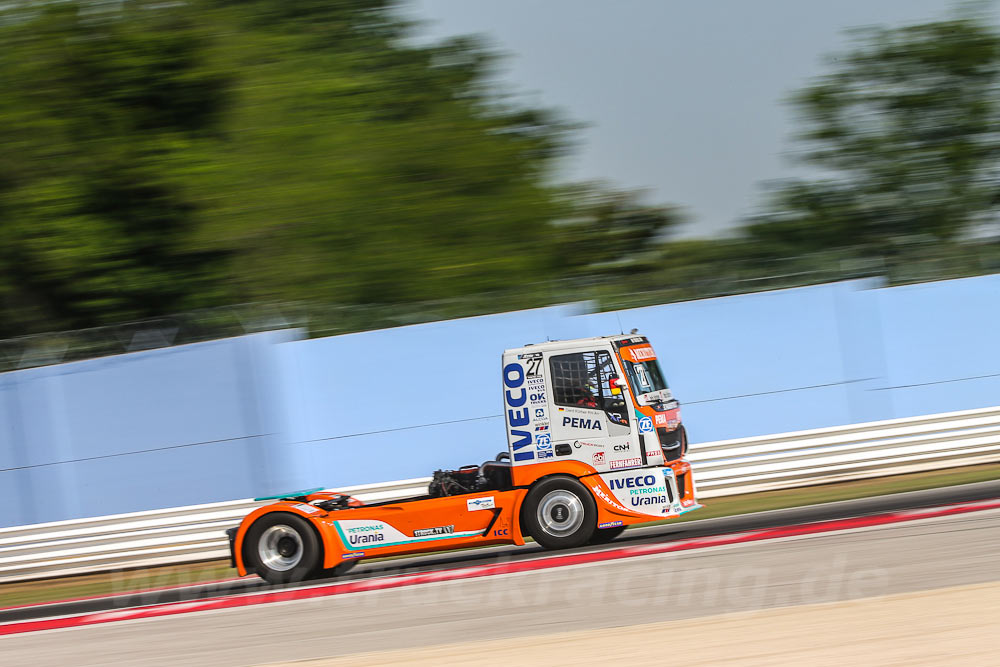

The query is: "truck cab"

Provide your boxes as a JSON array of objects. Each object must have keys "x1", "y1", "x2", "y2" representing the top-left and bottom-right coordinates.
[{"x1": 501, "y1": 334, "x2": 695, "y2": 517}]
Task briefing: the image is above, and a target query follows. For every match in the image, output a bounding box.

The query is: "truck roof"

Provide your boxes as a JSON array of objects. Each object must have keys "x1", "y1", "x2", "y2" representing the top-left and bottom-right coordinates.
[{"x1": 504, "y1": 334, "x2": 648, "y2": 357}]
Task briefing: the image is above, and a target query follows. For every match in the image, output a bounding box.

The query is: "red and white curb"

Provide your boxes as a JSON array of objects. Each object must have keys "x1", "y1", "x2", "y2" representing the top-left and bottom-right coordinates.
[{"x1": 3, "y1": 497, "x2": 999, "y2": 637}]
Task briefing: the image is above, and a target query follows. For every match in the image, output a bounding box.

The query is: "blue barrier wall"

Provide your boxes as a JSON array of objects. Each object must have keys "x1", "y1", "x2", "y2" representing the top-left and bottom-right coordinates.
[
  {"x1": 872, "y1": 274, "x2": 1000, "y2": 418},
  {"x1": 570, "y1": 279, "x2": 892, "y2": 442},
  {"x1": 0, "y1": 330, "x2": 300, "y2": 527},
  {"x1": 2, "y1": 274, "x2": 1000, "y2": 525},
  {"x1": 274, "y1": 303, "x2": 591, "y2": 488}
]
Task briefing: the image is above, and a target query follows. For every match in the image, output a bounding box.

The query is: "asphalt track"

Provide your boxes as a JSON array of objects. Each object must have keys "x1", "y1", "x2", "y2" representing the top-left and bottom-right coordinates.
[
  {"x1": 3, "y1": 496, "x2": 999, "y2": 665},
  {"x1": 3, "y1": 478, "x2": 999, "y2": 626},
  {"x1": 2, "y1": 480, "x2": 1000, "y2": 664}
]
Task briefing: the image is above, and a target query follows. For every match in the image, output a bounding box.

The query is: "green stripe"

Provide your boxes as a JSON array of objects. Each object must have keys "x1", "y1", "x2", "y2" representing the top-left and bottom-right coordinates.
[
  {"x1": 334, "y1": 522, "x2": 481, "y2": 551},
  {"x1": 253, "y1": 487, "x2": 324, "y2": 501}
]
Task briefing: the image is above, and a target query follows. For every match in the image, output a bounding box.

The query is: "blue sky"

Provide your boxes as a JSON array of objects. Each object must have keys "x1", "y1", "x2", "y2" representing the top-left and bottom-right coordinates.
[{"x1": 406, "y1": 1, "x2": 997, "y2": 238}]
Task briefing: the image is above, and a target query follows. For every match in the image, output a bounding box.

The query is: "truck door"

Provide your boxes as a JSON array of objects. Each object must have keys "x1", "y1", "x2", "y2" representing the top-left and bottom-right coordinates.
[{"x1": 547, "y1": 349, "x2": 639, "y2": 471}]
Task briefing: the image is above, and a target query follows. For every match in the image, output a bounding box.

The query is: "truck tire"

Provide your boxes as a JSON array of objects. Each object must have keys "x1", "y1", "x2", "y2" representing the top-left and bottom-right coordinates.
[
  {"x1": 321, "y1": 559, "x2": 359, "y2": 578},
  {"x1": 589, "y1": 525, "x2": 627, "y2": 544},
  {"x1": 245, "y1": 513, "x2": 321, "y2": 584},
  {"x1": 521, "y1": 477, "x2": 596, "y2": 549}
]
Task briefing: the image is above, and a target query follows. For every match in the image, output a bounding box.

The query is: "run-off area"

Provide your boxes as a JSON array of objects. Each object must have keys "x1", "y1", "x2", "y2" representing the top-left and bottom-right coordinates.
[{"x1": 3, "y1": 509, "x2": 1000, "y2": 667}]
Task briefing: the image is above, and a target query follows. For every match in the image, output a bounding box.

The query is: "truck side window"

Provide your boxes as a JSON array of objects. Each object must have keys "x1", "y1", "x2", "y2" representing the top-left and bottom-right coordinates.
[
  {"x1": 549, "y1": 351, "x2": 628, "y2": 425},
  {"x1": 550, "y1": 352, "x2": 601, "y2": 409}
]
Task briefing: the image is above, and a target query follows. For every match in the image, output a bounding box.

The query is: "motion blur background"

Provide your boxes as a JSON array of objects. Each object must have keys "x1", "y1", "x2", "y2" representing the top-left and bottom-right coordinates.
[
  {"x1": 3, "y1": 0, "x2": 1000, "y2": 522},
  {"x1": 4, "y1": 5, "x2": 1000, "y2": 666},
  {"x1": 4, "y1": 0, "x2": 1000, "y2": 344}
]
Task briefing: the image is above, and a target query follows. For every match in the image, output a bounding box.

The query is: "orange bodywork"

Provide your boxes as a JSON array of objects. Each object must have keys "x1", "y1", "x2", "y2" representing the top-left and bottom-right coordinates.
[
  {"x1": 233, "y1": 489, "x2": 528, "y2": 575},
  {"x1": 232, "y1": 459, "x2": 698, "y2": 576}
]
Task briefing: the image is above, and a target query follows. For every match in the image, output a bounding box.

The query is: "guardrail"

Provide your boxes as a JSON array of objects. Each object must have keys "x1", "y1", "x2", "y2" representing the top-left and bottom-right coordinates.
[{"x1": 3, "y1": 405, "x2": 1000, "y2": 583}]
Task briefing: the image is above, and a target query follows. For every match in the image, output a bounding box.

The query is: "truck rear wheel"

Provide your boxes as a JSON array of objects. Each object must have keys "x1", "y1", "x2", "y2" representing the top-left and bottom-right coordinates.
[
  {"x1": 245, "y1": 513, "x2": 321, "y2": 584},
  {"x1": 522, "y1": 477, "x2": 596, "y2": 549}
]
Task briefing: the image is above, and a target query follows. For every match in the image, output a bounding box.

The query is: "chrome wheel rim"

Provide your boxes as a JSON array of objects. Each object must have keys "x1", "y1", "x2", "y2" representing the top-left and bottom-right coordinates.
[
  {"x1": 258, "y1": 524, "x2": 303, "y2": 572},
  {"x1": 537, "y1": 490, "x2": 585, "y2": 538}
]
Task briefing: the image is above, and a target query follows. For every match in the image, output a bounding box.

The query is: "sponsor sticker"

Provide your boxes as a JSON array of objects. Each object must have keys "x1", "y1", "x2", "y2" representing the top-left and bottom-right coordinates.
[
  {"x1": 413, "y1": 525, "x2": 455, "y2": 537},
  {"x1": 341, "y1": 551, "x2": 365, "y2": 559},
  {"x1": 638, "y1": 417, "x2": 654, "y2": 434},
  {"x1": 644, "y1": 450, "x2": 662, "y2": 459},
  {"x1": 344, "y1": 524, "x2": 387, "y2": 546},
  {"x1": 563, "y1": 416, "x2": 603, "y2": 430},
  {"x1": 590, "y1": 484, "x2": 630, "y2": 512},
  {"x1": 467, "y1": 496, "x2": 496, "y2": 511},
  {"x1": 629, "y1": 345, "x2": 657, "y2": 361},
  {"x1": 293, "y1": 503, "x2": 321, "y2": 514},
  {"x1": 592, "y1": 451, "x2": 606, "y2": 465},
  {"x1": 504, "y1": 362, "x2": 534, "y2": 462},
  {"x1": 536, "y1": 433, "x2": 551, "y2": 447},
  {"x1": 336, "y1": 519, "x2": 477, "y2": 550},
  {"x1": 534, "y1": 408, "x2": 546, "y2": 419},
  {"x1": 609, "y1": 475, "x2": 668, "y2": 508},
  {"x1": 598, "y1": 520, "x2": 624, "y2": 529},
  {"x1": 655, "y1": 413, "x2": 680, "y2": 429},
  {"x1": 537, "y1": 450, "x2": 554, "y2": 459},
  {"x1": 610, "y1": 457, "x2": 642, "y2": 470},
  {"x1": 574, "y1": 440, "x2": 602, "y2": 448}
]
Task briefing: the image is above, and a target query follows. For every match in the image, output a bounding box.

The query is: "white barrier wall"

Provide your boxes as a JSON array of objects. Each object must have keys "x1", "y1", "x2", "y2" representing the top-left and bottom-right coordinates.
[{"x1": 2, "y1": 404, "x2": 998, "y2": 583}]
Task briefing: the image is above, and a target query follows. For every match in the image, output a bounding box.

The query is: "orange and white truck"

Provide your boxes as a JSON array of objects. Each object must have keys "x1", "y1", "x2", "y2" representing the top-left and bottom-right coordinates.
[{"x1": 228, "y1": 334, "x2": 700, "y2": 583}]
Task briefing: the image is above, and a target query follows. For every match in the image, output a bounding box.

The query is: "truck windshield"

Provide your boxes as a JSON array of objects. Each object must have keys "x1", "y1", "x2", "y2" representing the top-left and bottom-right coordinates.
[{"x1": 623, "y1": 359, "x2": 669, "y2": 396}]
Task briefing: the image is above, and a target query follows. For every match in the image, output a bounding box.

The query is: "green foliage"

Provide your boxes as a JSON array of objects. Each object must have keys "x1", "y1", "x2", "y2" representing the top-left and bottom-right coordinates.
[
  {"x1": 747, "y1": 12, "x2": 1000, "y2": 256},
  {"x1": 549, "y1": 188, "x2": 683, "y2": 277},
  {"x1": 0, "y1": 1, "x2": 233, "y2": 337},
  {"x1": 0, "y1": 0, "x2": 673, "y2": 338}
]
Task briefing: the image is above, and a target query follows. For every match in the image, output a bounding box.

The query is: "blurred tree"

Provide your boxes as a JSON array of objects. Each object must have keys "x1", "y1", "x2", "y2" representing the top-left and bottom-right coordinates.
[
  {"x1": 549, "y1": 188, "x2": 683, "y2": 277},
  {"x1": 195, "y1": 0, "x2": 578, "y2": 306},
  {"x1": 4, "y1": 0, "x2": 659, "y2": 338},
  {"x1": 747, "y1": 13, "x2": 1000, "y2": 257},
  {"x1": 0, "y1": 1, "x2": 233, "y2": 337}
]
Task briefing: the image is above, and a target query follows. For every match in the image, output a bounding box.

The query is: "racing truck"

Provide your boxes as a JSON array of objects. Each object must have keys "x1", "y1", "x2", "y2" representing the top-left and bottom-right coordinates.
[{"x1": 228, "y1": 334, "x2": 700, "y2": 583}]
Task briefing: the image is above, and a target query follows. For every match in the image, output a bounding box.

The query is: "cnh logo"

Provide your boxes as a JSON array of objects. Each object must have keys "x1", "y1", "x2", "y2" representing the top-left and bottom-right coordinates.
[{"x1": 608, "y1": 474, "x2": 657, "y2": 490}]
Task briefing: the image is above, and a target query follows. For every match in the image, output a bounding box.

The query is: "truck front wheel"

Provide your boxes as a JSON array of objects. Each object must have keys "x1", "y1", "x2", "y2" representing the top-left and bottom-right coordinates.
[{"x1": 522, "y1": 477, "x2": 596, "y2": 549}]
